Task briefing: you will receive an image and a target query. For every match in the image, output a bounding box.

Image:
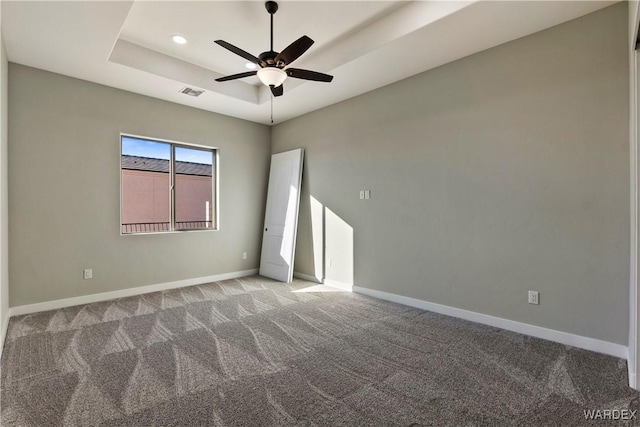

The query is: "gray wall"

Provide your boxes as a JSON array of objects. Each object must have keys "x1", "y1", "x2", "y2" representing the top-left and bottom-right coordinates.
[
  {"x1": 9, "y1": 64, "x2": 271, "y2": 306},
  {"x1": 0, "y1": 16, "x2": 8, "y2": 345},
  {"x1": 273, "y1": 4, "x2": 630, "y2": 344}
]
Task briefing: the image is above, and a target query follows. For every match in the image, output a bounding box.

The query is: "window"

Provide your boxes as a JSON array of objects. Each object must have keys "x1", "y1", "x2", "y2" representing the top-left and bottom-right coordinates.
[{"x1": 120, "y1": 135, "x2": 217, "y2": 234}]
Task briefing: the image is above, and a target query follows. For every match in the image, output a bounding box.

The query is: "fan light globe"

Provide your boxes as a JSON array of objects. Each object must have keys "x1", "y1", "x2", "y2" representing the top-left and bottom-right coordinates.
[{"x1": 257, "y1": 67, "x2": 287, "y2": 88}]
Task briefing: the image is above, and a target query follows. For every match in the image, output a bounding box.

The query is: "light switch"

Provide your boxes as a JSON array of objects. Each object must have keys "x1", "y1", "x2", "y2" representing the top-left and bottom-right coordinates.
[
  {"x1": 365, "y1": 190, "x2": 371, "y2": 200},
  {"x1": 359, "y1": 190, "x2": 365, "y2": 200}
]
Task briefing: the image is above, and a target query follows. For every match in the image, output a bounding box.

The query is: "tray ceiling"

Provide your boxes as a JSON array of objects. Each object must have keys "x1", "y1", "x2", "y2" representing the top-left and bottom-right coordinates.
[{"x1": 2, "y1": 1, "x2": 617, "y2": 125}]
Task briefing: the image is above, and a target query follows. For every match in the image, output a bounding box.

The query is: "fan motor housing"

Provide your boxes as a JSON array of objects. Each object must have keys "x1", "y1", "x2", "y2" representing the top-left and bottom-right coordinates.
[{"x1": 259, "y1": 51, "x2": 279, "y2": 66}]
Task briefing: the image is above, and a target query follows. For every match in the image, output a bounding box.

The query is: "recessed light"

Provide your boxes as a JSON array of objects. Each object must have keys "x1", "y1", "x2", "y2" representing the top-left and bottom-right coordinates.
[
  {"x1": 245, "y1": 62, "x2": 258, "y2": 70},
  {"x1": 171, "y1": 34, "x2": 187, "y2": 45}
]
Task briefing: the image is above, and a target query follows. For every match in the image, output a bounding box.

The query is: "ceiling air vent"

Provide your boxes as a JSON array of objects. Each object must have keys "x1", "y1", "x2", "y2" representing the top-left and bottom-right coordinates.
[{"x1": 179, "y1": 87, "x2": 205, "y2": 97}]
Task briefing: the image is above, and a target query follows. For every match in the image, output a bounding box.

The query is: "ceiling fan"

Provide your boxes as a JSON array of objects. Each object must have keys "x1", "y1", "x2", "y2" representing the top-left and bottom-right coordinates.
[{"x1": 214, "y1": 1, "x2": 333, "y2": 97}]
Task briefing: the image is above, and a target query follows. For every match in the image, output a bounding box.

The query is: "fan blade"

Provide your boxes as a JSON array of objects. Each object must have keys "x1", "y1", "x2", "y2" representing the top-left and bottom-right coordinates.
[
  {"x1": 286, "y1": 68, "x2": 333, "y2": 83},
  {"x1": 214, "y1": 40, "x2": 262, "y2": 65},
  {"x1": 215, "y1": 71, "x2": 257, "y2": 82},
  {"x1": 270, "y1": 85, "x2": 283, "y2": 97},
  {"x1": 274, "y1": 35, "x2": 314, "y2": 66}
]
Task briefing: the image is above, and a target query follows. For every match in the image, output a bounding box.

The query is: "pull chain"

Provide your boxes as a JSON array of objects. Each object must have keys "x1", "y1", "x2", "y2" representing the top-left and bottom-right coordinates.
[{"x1": 270, "y1": 92, "x2": 274, "y2": 124}]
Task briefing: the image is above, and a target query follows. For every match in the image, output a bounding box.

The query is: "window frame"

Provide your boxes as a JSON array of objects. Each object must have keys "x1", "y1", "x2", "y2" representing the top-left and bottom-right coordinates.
[{"x1": 119, "y1": 133, "x2": 219, "y2": 235}]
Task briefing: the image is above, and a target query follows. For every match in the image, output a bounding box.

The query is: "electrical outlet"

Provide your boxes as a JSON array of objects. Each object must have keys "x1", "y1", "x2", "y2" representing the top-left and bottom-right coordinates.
[
  {"x1": 528, "y1": 290, "x2": 539, "y2": 305},
  {"x1": 83, "y1": 269, "x2": 93, "y2": 280},
  {"x1": 242, "y1": 252, "x2": 247, "y2": 260}
]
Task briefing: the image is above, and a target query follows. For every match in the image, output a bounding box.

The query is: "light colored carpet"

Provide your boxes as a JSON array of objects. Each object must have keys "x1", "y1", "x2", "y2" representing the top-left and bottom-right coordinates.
[{"x1": 1, "y1": 275, "x2": 637, "y2": 426}]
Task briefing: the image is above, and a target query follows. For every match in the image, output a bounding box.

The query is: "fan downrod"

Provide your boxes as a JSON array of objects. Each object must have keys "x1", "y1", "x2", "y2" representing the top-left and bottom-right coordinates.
[{"x1": 265, "y1": 1, "x2": 279, "y2": 58}]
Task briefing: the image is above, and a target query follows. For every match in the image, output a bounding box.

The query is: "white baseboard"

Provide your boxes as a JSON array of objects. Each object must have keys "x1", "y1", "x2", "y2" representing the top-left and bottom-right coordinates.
[
  {"x1": 630, "y1": 372, "x2": 637, "y2": 389},
  {"x1": 324, "y1": 279, "x2": 353, "y2": 292},
  {"x1": 293, "y1": 272, "x2": 322, "y2": 283},
  {"x1": 8, "y1": 269, "x2": 259, "y2": 318},
  {"x1": 353, "y1": 286, "x2": 628, "y2": 360},
  {"x1": 4, "y1": 272, "x2": 628, "y2": 363}
]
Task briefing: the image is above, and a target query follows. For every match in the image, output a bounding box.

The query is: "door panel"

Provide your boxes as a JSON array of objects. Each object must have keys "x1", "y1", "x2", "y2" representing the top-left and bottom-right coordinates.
[{"x1": 265, "y1": 235, "x2": 285, "y2": 266}]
